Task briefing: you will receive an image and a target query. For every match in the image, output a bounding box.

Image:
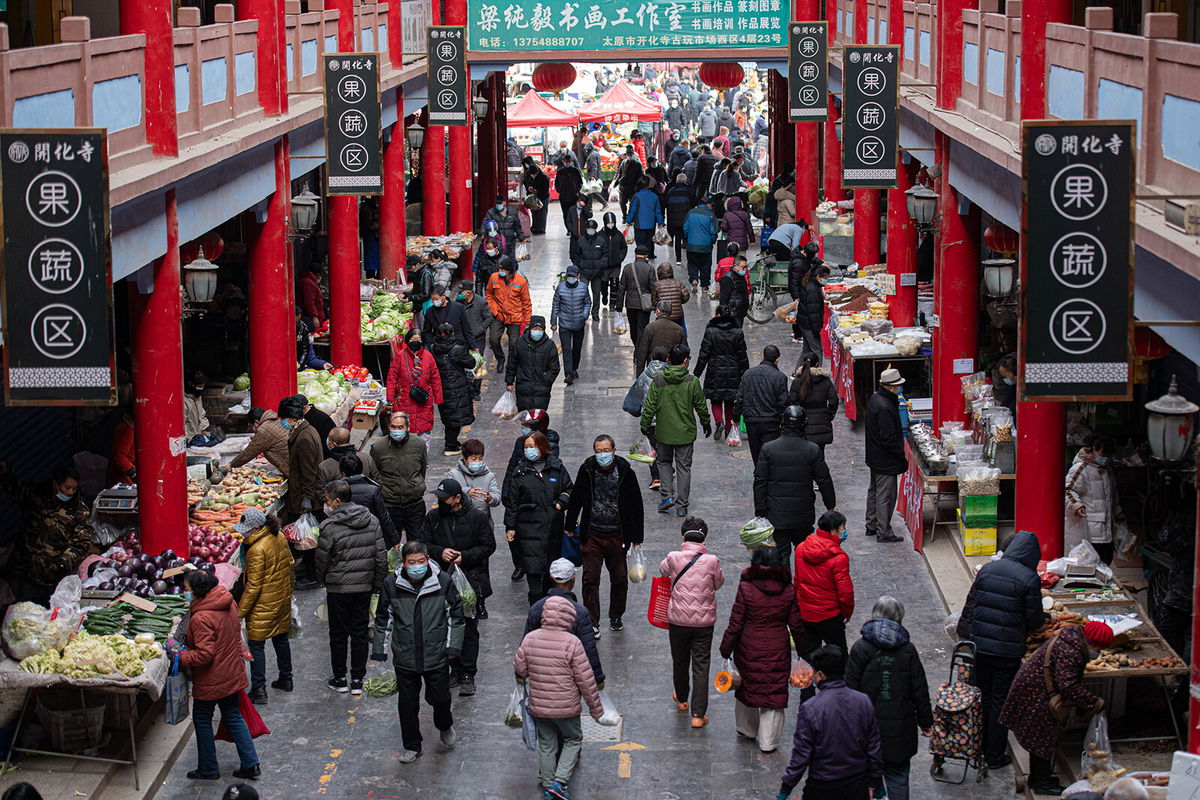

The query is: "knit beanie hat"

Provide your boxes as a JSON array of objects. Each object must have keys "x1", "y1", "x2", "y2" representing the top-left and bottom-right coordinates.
[{"x1": 1082, "y1": 621, "x2": 1114, "y2": 649}]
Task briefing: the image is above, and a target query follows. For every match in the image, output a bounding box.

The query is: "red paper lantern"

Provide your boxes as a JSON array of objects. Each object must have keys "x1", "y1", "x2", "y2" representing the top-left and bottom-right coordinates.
[
  {"x1": 699, "y1": 62, "x2": 745, "y2": 91},
  {"x1": 1134, "y1": 326, "x2": 1172, "y2": 361},
  {"x1": 532, "y1": 63, "x2": 577, "y2": 95},
  {"x1": 983, "y1": 223, "x2": 1019, "y2": 256},
  {"x1": 180, "y1": 231, "x2": 224, "y2": 264}
]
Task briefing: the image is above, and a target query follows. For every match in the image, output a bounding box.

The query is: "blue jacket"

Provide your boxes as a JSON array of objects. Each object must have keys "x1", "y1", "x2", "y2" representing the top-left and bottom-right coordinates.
[
  {"x1": 683, "y1": 206, "x2": 718, "y2": 251},
  {"x1": 550, "y1": 279, "x2": 592, "y2": 330},
  {"x1": 780, "y1": 679, "x2": 883, "y2": 792},
  {"x1": 625, "y1": 188, "x2": 663, "y2": 230}
]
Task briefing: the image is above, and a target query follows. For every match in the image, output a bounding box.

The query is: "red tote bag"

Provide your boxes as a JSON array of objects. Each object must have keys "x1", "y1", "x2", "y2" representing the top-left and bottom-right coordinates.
[
  {"x1": 647, "y1": 553, "x2": 702, "y2": 630},
  {"x1": 216, "y1": 690, "x2": 272, "y2": 741}
]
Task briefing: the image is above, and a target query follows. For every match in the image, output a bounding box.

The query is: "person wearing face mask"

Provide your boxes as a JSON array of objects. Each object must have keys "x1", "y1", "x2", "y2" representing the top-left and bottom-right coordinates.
[
  {"x1": 447, "y1": 439, "x2": 501, "y2": 616},
  {"x1": 371, "y1": 540, "x2": 465, "y2": 763},
  {"x1": 485, "y1": 256, "x2": 532, "y2": 374},
  {"x1": 0, "y1": 463, "x2": 92, "y2": 604},
  {"x1": 316, "y1": 427, "x2": 378, "y2": 487},
  {"x1": 582, "y1": 142, "x2": 606, "y2": 209},
  {"x1": 235, "y1": 509, "x2": 294, "y2": 705},
  {"x1": 229, "y1": 407, "x2": 290, "y2": 477},
  {"x1": 717, "y1": 252, "x2": 751, "y2": 327},
  {"x1": 864, "y1": 369, "x2": 909, "y2": 543},
  {"x1": 371, "y1": 412, "x2": 430, "y2": 547},
  {"x1": 666, "y1": 101, "x2": 688, "y2": 137},
  {"x1": 521, "y1": 158, "x2": 552, "y2": 235},
  {"x1": 386, "y1": 329, "x2": 443, "y2": 440},
  {"x1": 315, "y1": 479, "x2": 387, "y2": 697},
  {"x1": 472, "y1": 228, "x2": 507, "y2": 296},
  {"x1": 455, "y1": 281, "x2": 493, "y2": 379},
  {"x1": 1064, "y1": 434, "x2": 1123, "y2": 564},
  {"x1": 754, "y1": 406, "x2": 837, "y2": 560},
  {"x1": 481, "y1": 193, "x2": 524, "y2": 256},
  {"x1": 991, "y1": 353, "x2": 1018, "y2": 417},
  {"x1": 792, "y1": 510, "x2": 855, "y2": 661},
  {"x1": 564, "y1": 192, "x2": 593, "y2": 243},
  {"x1": 415, "y1": 478, "x2": 495, "y2": 696},
  {"x1": 550, "y1": 266, "x2": 592, "y2": 386},
  {"x1": 555, "y1": 153, "x2": 585, "y2": 230},
  {"x1": 505, "y1": 316, "x2": 561, "y2": 412},
  {"x1": 598, "y1": 211, "x2": 628, "y2": 306},
  {"x1": 502, "y1": 432, "x2": 574, "y2": 605},
  {"x1": 183, "y1": 370, "x2": 212, "y2": 441},
  {"x1": 565, "y1": 435, "x2": 644, "y2": 637},
  {"x1": 404, "y1": 254, "x2": 436, "y2": 316},
  {"x1": 793, "y1": 264, "x2": 831, "y2": 358},
  {"x1": 428, "y1": 323, "x2": 477, "y2": 457},
  {"x1": 571, "y1": 220, "x2": 610, "y2": 321},
  {"x1": 422, "y1": 285, "x2": 478, "y2": 352},
  {"x1": 278, "y1": 398, "x2": 322, "y2": 537}
]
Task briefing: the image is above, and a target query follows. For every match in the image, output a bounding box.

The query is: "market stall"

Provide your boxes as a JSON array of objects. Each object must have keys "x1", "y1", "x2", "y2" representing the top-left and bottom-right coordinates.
[{"x1": 507, "y1": 90, "x2": 580, "y2": 198}]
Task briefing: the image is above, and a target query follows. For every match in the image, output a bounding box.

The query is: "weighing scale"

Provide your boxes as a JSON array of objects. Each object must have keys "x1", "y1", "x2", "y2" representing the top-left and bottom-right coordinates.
[{"x1": 93, "y1": 484, "x2": 138, "y2": 515}]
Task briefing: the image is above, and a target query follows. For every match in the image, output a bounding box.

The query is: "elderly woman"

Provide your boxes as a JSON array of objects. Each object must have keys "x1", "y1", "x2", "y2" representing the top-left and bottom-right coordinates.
[
  {"x1": 1065, "y1": 434, "x2": 1124, "y2": 564},
  {"x1": 180, "y1": 568, "x2": 261, "y2": 781},
  {"x1": 1000, "y1": 621, "x2": 1112, "y2": 796},
  {"x1": 236, "y1": 509, "x2": 294, "y2": 705},
  {"x1": 845, "y1": 596, "x2": 933, "y2": 800}
]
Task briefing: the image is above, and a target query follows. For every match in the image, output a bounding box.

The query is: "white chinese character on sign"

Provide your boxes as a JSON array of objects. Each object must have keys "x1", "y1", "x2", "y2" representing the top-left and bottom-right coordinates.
[
  {"x1": 344, "y1": 114, "x2": 364, "y2": 134},
  {"x1": 54, "y1": 143, "x2": 74, "y2": 161},
  {"x1": 478, "y1": 6, "x2": 500, "y2": 31},
  {"x1": 343, "y1": 77, "x2": 362, "y2": 98},
  {"x1": 1105, "y1": 134, "x2": 1123, "y2": 154},
  {"x1": 667, "y1": 2, "x2": 685, "y2": 30},
  {"x1": 34, "y1": 143, "x2": 50, "y2": 163},
  {"x1": 1060, "y1": 242, "x2": 1096, "y2": 277},
  {"x1": 39, "y1": 248, "x2": 74, "y2": 283},
  {"x1": 1062, "y1": 174, "x2": 1096, "y2": 211},
  {"x1": 584, "y1": 4, "x2": 607, "y2": 27},
  {"x1": 504, "y1": 4, "x2": 529, "y2": 27},
  {"x1": 1061, "y1": 135, "x2": 1078, "y2": 155},
  {"x1": 862, "y1": 71, "x2": 881, "y2": 91},
  {"x1": 560, "y1": 2, "x2": 580, "y2": 30},
  {"x1": 1081, "y1": 135, "x2": 1102, "y2": 154},
  {"x1": 612, "y1": 6, "x2": 634, "y2": 24},
  {"x1": 861, "y1": 106, "x2": 882, "y2": 126},
  {"x1": 637, "y1": 2, "x2": 660, "y2": 30},
  {"x1": 531, "y1": 3, "x2": 554, "y2": 29},
  {"x1": 38, "y1": 182, "x2": 71, "y2": 217}
]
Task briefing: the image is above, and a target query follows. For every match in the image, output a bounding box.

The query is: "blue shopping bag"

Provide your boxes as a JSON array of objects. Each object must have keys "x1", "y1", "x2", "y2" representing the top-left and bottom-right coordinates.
[{"x1": 561, "y1": 525, "x2": 583, "y2": 566}]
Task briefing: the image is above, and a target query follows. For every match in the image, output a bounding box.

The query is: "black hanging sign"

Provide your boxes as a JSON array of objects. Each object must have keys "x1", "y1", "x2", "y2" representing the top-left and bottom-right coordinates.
[
  {"x1": 324, "y1": 53, "x2": 382, "y2": 196},
  {"x1": 842, "y1": 44, "x2": 900, "y2": 189},
  {"x1": 1021, "y1": 120, "x2": 1134, "y2": 402},
  {"x1": 0, "y1": 129, "x2": 115, "y2": 406},
  {"x1": 788, "y1": 21, "x2": 828, "y2": 122},
  {"x1": 428, "y1": 26, "x2": 468, "y2": 127}
]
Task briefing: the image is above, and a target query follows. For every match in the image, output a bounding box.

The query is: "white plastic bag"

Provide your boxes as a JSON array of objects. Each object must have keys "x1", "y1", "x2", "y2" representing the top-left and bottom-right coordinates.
[
  {"x1": 612, "y1": 312, "x2": 628, "y2": 335},
  {"x1": 1081, "y1": 711, "x2": 1123, "y2": 779},
  {"x1": 627, "y1": 545, "x2": 648, "y2": 583},
  {"x1": 449, "y1": 566, "x2": 477, "y2": 619},
  {"x1": 515, "y1": 241, "x2": 531, "y2": 261},
  {"x1": 608, "y1": 183, "x2": 621, "y2": 203},
  {"x1": 289, "y1": 596, "x2": 303, "y2": 639},
  {"x1": 285, "y1": 512, "x2": 320, "y2": 550},
  {"x1": 597, "y1": 689, "x2": 621, "y2": 726},
  {"x1": 1113, "y1": 520, "x2": 1136, "y2": 561},
  {"x1": 653, "y1": 225, "x2": 670, "y2": 245},
  {"x1": 726, "y1": 426, "x2": 741, "y2": 447},
  {"x1": 622, "y1": 226, "x2": 635, "y2": 244},
  {"x1": 491, "y1": 390, "x2": 518, "y2": 419},
  {"x1": 1069, "y1": 540, "x2": 1102, "y2": 566}
]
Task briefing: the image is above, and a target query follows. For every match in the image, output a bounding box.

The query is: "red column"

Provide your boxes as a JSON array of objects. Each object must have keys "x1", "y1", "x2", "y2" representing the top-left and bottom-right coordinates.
[
  {"x1": 247, "y1": 138, "x2": 295, "y2": 408},
  {"x1": 885, "y1": 159, "x2": 918, "y2": 325},
  {"x1": 853, "y1": 186, "x2": 881, "y2": 265},
  {"x1": 444, "y1": 0, "x2": 473, "y2": 234},
  {"x1": 1014, "y1": 0, "x2": 1071, "y2": 559},
  {"x1": 240, "y1": 0, "x2": 287, "y2": 115},
  {"x1": 1191, "y1": 452, "x2": 1200, "y2": 753},
  {"x1": 825, "y1": 0, "x2": 838, "y2": 40},
  {"x1": 423, "y1": 119, "x2": 448, "y2": 234},
  {"x1": 931, "y1": 131, "x2": 979, "y2": 430},
  {"x1": 130, "y1": 190, "x2": 187, "y2": 554},
  {"x1": 120, "y1": 0, "x2": 177, "y2": 156},
  {"x1": 791, "y1": 0, "x2": 819, "y2": 220},
  {"x1": 387, "y1": 0, "x2": 404, "y2": 68},
  {"x1": 823, "y1": 96, "x2": 844, "y2": 201},
  {"x1": 936, "y1": 0, "x2": 975, "y2": 109},
  {"x1": 855, "y1": 0, "x2": 867, "y2": 42},
  {"x1": 380, "y1": 118, "x2": 408, "y2": 281}
]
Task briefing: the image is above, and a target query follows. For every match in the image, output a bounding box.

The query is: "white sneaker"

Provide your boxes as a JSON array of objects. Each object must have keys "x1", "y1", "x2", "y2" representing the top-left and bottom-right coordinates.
[
  {"x1": 440, "y1": 726, "x2": 457, "y2": 748},
  {"x1": 398, "y1": 749, "x2": 422, "y2": 763}
]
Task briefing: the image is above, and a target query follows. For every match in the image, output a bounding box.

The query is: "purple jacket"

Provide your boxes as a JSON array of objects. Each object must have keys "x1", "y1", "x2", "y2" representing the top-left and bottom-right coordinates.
[
  {"x1": 780, "y1": 679, "x2": 883, "y2": 793},
  {"x1": 719, "y1": 196, "x2": 753, "y2": 250}
]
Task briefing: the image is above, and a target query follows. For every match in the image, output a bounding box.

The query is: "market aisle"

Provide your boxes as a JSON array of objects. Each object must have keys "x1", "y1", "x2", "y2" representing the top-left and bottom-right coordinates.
[{"x1": 157, "y1": 214, "x2": 1013, "y2": 800}]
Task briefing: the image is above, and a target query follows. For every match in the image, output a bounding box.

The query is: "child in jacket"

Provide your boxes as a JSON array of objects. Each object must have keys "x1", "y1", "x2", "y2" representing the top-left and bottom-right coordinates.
[
  {"x1": 793, "y1": 510, "x2": 854, "y2": 657},
  {"x1": 659, "y1": 517, "x2": 725, "y2": 728}
]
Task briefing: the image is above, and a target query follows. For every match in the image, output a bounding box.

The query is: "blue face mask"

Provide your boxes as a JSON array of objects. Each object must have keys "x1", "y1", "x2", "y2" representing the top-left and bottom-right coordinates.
[
  {"x1": 183, "y1": 591, "x2": 194, "y2": 603},
  {"x1": 839, "y1": 529, "x2": 849, "y2": 543},
  {"x1": 520, "y1": 426, "x2": 532, "y2": 437},
  {"x1": 495, "y1": 204, "x2": 505, "y2": 212},
  {"x1": 389, "y1": 429, "x2": 408, "y2": 442},
  {"x1": 54, "y1": 491, "x2": 72, "y2": 503},
  {"x1": 1002, "y1": 377, "x2": 1016, "y2": 386},
  {"x1": 279, "y1": 419, "x2": 293, "y2": 431},
  {"x1": 1095, "y1": 456, "x2": 1110, "y2": 467},
  {"x1": 595, "y1": 451, "x2": 615, "y2": 467},
  {"x1": 466, "y1": 460, "x2": 485, "y2": 473},
  {"x1": 524, "y1": 447, "x2": 541, "y2": 462},
  {"x1": 566, "y1": 277, "x2": 579, "y2": 286},
  {"x1": 405, "y1": 564, "x2": 430, "y2": 580},
  {"x1": 530, "y1": 330, "x2": 545, "y2": 341},
  {"x1": 457, "y1": 293, "x2": 466, "y2": 301}
]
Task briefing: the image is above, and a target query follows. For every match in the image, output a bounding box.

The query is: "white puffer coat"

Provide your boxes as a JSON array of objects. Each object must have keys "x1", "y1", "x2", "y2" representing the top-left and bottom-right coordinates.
[
  {"x1": 513, "y1": 596, "x2": 603, "y2": 720},
  {"x1": 1064, "y1": 448, "x2": 1121, "y2": 546}
]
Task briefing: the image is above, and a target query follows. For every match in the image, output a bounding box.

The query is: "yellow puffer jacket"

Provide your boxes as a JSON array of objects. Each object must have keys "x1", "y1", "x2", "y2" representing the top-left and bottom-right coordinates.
[{"x1": 237, "y1": 526, "x2": 295, "y2": 641}]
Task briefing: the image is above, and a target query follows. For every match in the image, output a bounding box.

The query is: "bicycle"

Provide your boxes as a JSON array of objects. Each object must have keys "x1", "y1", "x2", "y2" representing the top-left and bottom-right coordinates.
[{"x1": 746, "y1": 254, "x2": 785, "y2": 325}]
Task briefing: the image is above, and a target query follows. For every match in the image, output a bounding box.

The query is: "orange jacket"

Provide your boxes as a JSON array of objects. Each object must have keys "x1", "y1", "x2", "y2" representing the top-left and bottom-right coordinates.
[{"x1": 486, "y1": 271, "x2": 532, "y2": 326}]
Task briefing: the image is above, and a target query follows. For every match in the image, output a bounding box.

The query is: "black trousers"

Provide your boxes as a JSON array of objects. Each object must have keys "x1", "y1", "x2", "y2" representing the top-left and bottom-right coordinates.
[
  {"x1": 387, "y1": 501, "x2": 426, "y2": 548},
  {"x1": 668, "y1": 624, "x2": 713, "y2": 718},
  {"x1": 454, "y1": 617, "x2": 480, "y2": 677},
  {"x1": 686, "y1": 250, "x2": 713, "y2": 288},
  {"x1": 745, "y1": 419, "x2": 781, "y2": 464},
  {"x1": 559, "y1": 327, "x2": 585, "y2": 377},
  {"x1": 769, "y1": 240, "x2": 793, "y2": 261},
  {"x1": 670, "y1": 227, "x2": 685, "y2": 263},
  {"x1": 801, "y1": 774, "x2": 869, "y2": 800},
  {"x1": 327, "y1": 591, "x2": 371, "y2": 682},
  {"x1": 444, "y1": 425, "x2": 462, "y2": 450},
  {"x1": 531, "y1": 202, "x2": 549, "y2": 234},
  {"x1": 626, "y1": 309, "x2": 651, "y2": 348},
  {"x1": 633, "y1": 227, "x2": 655, "y2": 255},
  {"x1": 526, "y1": 570, "x2": 548, "y2": 606},
  {"x1": 395, "y1": 667, "x2": 453, "y2": 753},
  {"x1": 797, "y1": 615, "x2": 847, "y2": 703},
  {"x1": 975, "y1": 653, "x2": 1020, "y2": 763}
]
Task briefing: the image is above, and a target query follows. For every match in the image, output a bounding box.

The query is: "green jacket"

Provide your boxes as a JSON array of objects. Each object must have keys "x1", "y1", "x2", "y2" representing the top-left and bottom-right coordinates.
[
  {"x1": 372, "y1": 562, "x2": 465, "y2": 672},
  {"x1": 640, "y1": 364, "x2": 711, "y2": 446},
  {"x1": 369, "y1": 433, "x2": 428, "y2": 508}
]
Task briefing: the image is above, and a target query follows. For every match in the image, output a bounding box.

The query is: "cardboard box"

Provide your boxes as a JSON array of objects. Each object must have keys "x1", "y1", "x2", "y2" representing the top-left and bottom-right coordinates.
[
  {"x1": 958, "y1": 509, "x2": 997, "y2": 557},
  {"x1": 352, "y1": 400, "x2": 381, "y2": 431}
]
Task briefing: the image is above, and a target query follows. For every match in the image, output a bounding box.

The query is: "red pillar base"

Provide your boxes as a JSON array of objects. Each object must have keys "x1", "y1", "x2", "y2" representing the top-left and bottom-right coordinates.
[
  {"x1": 423, "y1": 125, "x2": 448, "y2": 235},
  {"x1": 853, "y1": 190, "x2": 881, "y2": 266}
]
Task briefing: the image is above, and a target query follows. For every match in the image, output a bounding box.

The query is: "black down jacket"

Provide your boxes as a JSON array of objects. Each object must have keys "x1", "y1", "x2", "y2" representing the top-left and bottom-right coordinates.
[
  {"x1": 342, "y1": 475, "x2": 399, "y2": 548},
  {"x1": 788, "y1": 252, "x2": 823, "y2": 303},
  {"x1": 314, "y1": 503, "x2": 387, "y2": 595},
  {"x1": 505, "y1": 318, "x2": 561, "y2": 412},
  {"x1": 430, "y1": 337, "x2": 476, "y2": 429},
  {"x1": 416, "y1": 504, "x2": 497, "y2": 599},
  {"x1": 846, "y1": 618, "x2": 934, "y2": 763},
  {"x1": 957, "y1": 531, "x2": 1048, "y2": 659},
  {"x1": 502, "y1": 456, "x2": 574, "y2": 577},
  {"x1": 564, "y1": 455, "x2": 645, "y2": 544},
  {"x1": 787, "y1": 370, "x2": 839, "y2": 446},
  {"x1": 795, "y1": 278, "x2": 825, "y2": 333},
  {"x1": 693, "y1": 315, "x2": 749, "y2": 402},
  {"x1": 865, "y1": 388, "x2": 908, "y2": 475},
  {"x1": 600, "y1": 214, "x2": 628, "y2": 271},
  {"x1": 753, "y1": 430, "x2": 836, "y2": 532},
  {"x1": 733, "y1": 361, "x2": 789, "y2": 423},
  {"x1": 571, "y1": 231, "x2": 610, "y2": 280}
]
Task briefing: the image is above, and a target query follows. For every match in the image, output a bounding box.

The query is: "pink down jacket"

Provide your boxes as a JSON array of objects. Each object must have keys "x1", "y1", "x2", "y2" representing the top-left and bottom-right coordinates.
[
  {"x1": 660, "y1": 541, "x2": 725, "y2": 628},
  {"x1": 514, "y1": 596, "x2": 604, "y2": 720}
]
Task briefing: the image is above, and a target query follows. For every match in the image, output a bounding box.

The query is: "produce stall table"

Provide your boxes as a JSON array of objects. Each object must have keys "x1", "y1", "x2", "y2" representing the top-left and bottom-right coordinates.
[
  {"x1": 0, "y1": 656, "x2": 170, "y2": 790},
  {"x1": 898, "y1": 440, "x2": 1015, "y2": 551},
  {"x1": 406, "y1": 233, "x2": 476, "y2": 260},
  {"x1": 826, "y1": 330, "x2": 931, "y2": 421}
]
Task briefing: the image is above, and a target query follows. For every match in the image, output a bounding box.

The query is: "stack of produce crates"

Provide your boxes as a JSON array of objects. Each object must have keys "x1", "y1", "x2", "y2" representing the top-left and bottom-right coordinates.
[{"x1": 958, "y1": 494, "x2": 998, "y2": 556}]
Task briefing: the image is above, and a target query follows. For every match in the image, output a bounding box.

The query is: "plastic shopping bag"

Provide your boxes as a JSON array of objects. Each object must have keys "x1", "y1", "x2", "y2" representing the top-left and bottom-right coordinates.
[
  {"x1": 622, "y1": 226, "x2": 635, "y2": 244},
  {"x1": 491, "y1": 390, "x2": 518, "y2": 420},
  {"x1": 518, "y1": 683, "x2": 538, "y2": 750},
  {"x1": 597, "y1": 689, "x2": 621, "y2": 726},
  {"x1": 515, "y1": 241, "x2": 531, "y2": 261},
  {"x1": 653, "y1": 225, "x2": 670, "y2": 245},
  {"x1": 285, "y1": 512, "x2": 320, "y2": 550},
  {"x1": 449, "y1": 567, "x2": 477, "y2": 619},
  {"x1": 164, "y1": 655, "x2": 190, "y2": 725},
  {"x1": 217, "y1": 690, "x2": 271, "y2": 740},
  {"x1": 739, "y1": 516, "x2": 775, "y2": 549},
  {"x1": 726, "y1": 426, "x2": 741, "y2": 447},
  {"x1": 790, "y1": 655, "x2": 814, "y2": 688},
  {"x1": 627, "y1": 437, "x2": 655, "y2": 464},
  {"x1": 626, "y1": 544, "x2": 648, "y2": 583},
  {"x1": 647, "y1": 576, "x2": 671, "y2": 629},
  {"x1": 714, "y1": 657, "x2": 741, "y2": 693},
  {"x1": 505, "y1": 685, "x2": 525, "y2": 729},
  {"x1": 612, "y1": 312, "x2": 628, "y2": 335},
  {"x1": 608, "y1": 183, "x2": 621, "y2": 203},
  {"x1": 1080, "y1": 711, "x2": 1123, "y2": 780},
  {"x1": 289, "y1": 596, "x2": 303, "y2": 639}
]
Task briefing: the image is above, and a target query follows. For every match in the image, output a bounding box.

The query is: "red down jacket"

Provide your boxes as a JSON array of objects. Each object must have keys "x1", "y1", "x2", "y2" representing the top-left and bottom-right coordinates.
[{"x1": 793, "y1": 528, "x2": 854, "y2": 623}]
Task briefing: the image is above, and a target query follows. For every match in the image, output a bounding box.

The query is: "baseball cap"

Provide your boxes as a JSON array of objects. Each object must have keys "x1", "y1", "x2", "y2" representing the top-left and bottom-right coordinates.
[
  {"x1": 565, "y1": 265, "x2": 580, "y2": 276},
  {"x1": 549, "y1": 558, "x2": 577, "y2": 582},
  {"x1": 233, "y1": 507, "x2": 266, "y2": 534},
  {"x1": 431, "y1": 478, "x2": 463, "y2": 499}
]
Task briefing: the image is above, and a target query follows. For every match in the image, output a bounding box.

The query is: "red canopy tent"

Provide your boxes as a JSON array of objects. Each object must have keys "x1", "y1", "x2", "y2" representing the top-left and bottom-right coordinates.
[
  {"x1": 506, "y1": 90, "x2": 579, "y2": 127},
  {"x1": 578, "y1": 79, "x2": 663, "y2": 123}
]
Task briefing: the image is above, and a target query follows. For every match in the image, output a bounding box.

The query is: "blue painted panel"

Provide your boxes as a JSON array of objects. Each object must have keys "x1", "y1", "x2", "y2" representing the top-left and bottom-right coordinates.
[
  {"x1": 904, "y1": 26, "x2": 914, "y2": 59},
  {"x1": 382, "y1": 86, "x2": 398, "y2": 129},
  {"x1": 111, "y1": 192, "x2": 169, "y2": 282},
  {"x1": 177, "y1": 142, "x2": 276, "y2": 245},
  {"x1": 985, "y1": 48, "x2": 1005, "y2": 97},
  {"x1": 919, "y1": 30, "x2": 931, "y2": 66},
  {"x1": 867, "y1": 17, "x2": 875, "y2": 44},
  {"x1": 1047, "y1": 65, "x2": 1084, "y2": 119},
  {"x1": 1097, "y1": 79, "x2": 1142, "y2": 142},
  {"x1": 1014, "y1": 56, "x2": 1021, "y2": 102},
  {"x1": 1134, "y1": 247, "x2": 1200, "y2": 367},
  {"x1": 837, "y1": 9, "x2": 844, "y2": 34},
  {"x1": 302, "y1": 40, "x2": 318, "y2": 76},
  {"x1": 286, "y1": 43, "x2": 294, "y2": 82},
  {"x1": 846, "y1": 10, "x2": 854, "y2": 37},
  {"x1": 234, "y1": 51, "x2": 256, "y2": 96},
  {"x1": 379, "y1": 24, "x2": 388, "y2": 51},
  {"x1": 289, "y1": 119, "x2": 326, "y2": 180},
  {"x1": 92, "y1": 75, "x2": 142, "y2": 132},
  {"x1": 1162, "y1": 93, "x2": 1200, "y2": 170},
  {"x1": 963, "y1": 41, "x2": 979, "y2": 85},
  {"x1": 363, "y1": 27, "x2": 374, "y2": 51},
  {"x1": 324, "y1": 35, "x2": 337, "y2": 53},
  {"x1": 201, "y1": 57, "x2": 228, "y2": 105},
  {"x1": 949, "y1": 138, "x2": 1020, "y2": 231},
  {"x1": 175, "y1": 64, "x2": 190, "y2": 112},
  {"x1": 13, "y1": 89, "x2": 75, "y2": 128},
  {"x1": 879, "y1": 20, "x2": 886, "y2": 44}
]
